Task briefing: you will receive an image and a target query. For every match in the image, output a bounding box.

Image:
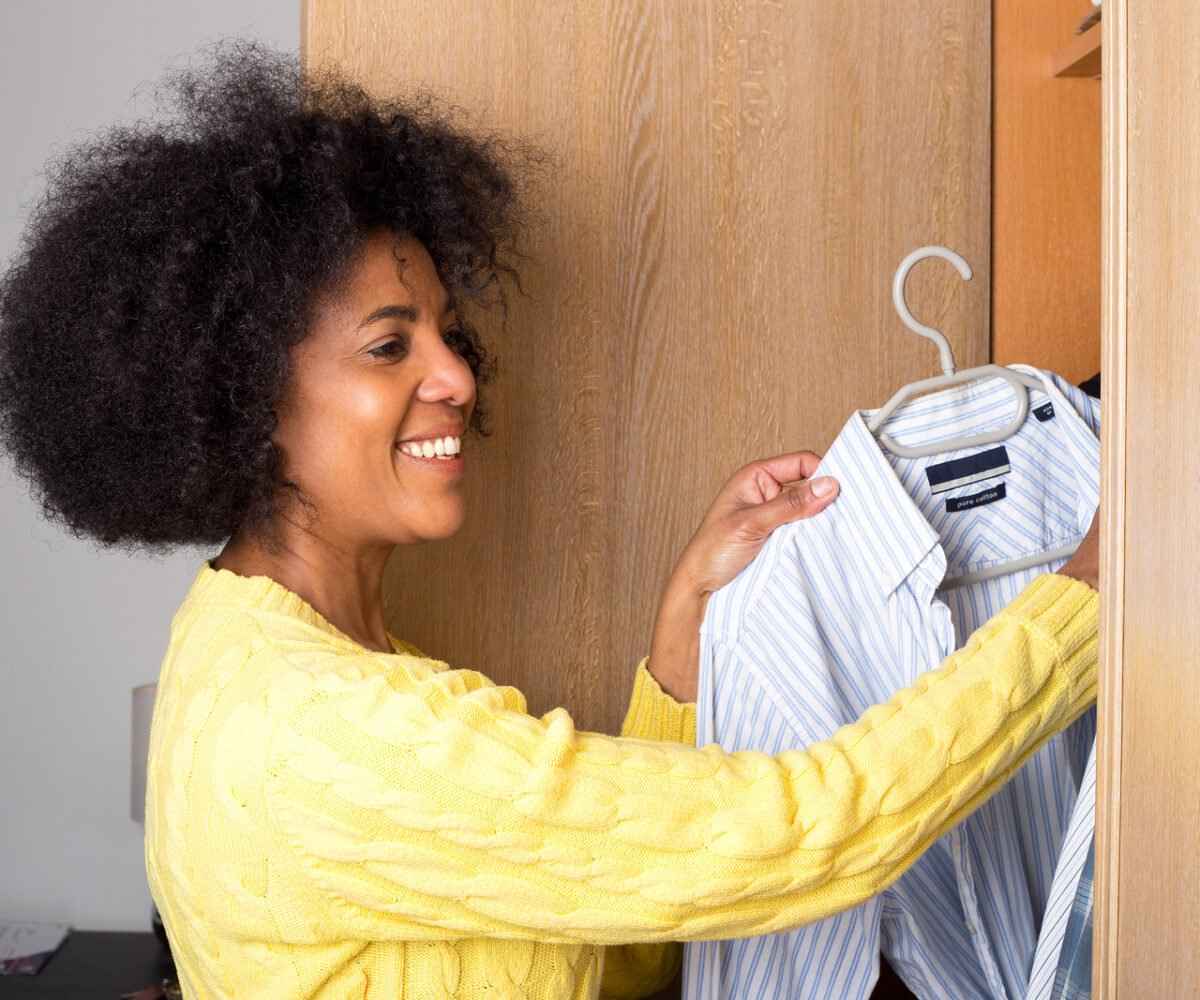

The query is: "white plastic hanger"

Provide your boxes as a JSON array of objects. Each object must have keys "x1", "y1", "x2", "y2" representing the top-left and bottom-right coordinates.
[
  {"x1": 868, "y1": 245, "x2": 1045, "y2": 460},
  {"x1": 870, "y1": 245, "x2": 1079, "y2": 590}
]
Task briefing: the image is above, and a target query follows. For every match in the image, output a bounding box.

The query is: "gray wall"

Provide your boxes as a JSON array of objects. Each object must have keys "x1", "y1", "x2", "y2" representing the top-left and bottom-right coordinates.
[{"x1": 0, "y1": 0, "x2": 298, "y2": 932}]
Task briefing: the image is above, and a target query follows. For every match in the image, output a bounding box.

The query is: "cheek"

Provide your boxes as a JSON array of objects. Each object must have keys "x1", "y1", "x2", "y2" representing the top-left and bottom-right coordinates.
[
  {"x1": 280, "y1": 377, "x2": 408, "y2": 475},
  {"x1": 343, "y1": 380, "x2": 395, "y2": 430}
]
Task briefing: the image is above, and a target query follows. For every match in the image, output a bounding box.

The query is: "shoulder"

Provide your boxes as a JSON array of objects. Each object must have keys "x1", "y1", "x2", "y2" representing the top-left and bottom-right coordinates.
[
  {"x1": 164, "y1": 596, "x2": 431, "y2": 710},
  {"x1": 164, "y1": 579, "x2": 527, "y2": 730}
]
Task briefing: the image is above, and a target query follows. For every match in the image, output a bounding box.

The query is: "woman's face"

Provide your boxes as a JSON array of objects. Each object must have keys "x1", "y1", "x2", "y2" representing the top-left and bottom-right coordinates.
[{"x1": 273, "y1": 231, "x2": 477, "y2": 548}]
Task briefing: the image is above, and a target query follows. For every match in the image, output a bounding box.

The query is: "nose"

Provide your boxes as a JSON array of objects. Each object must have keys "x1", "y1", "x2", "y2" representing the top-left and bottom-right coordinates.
[{"x1": 415, "y1": 335, "x2": 477, "y2": 409}]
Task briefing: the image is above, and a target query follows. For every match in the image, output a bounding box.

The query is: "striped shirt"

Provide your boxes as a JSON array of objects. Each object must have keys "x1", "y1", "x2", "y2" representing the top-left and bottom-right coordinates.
[
  {"x1": 686, "y1": 367, "x2": 1099, "y2": 1000},
  {"x1": 1027, "y1": 758, "x2": 1096, "y2": 1000}
]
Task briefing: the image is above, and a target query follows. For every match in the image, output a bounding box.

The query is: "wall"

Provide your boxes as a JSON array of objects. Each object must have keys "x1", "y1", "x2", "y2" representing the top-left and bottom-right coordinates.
[{"x1": 0, "y1": 0, "x2": 297, "y2": 932}]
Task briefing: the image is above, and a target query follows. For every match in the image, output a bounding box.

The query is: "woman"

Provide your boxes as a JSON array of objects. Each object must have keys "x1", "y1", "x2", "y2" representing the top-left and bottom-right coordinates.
[{"x1": 0, "y1": 46, "x2": 1099, "y2": 999}]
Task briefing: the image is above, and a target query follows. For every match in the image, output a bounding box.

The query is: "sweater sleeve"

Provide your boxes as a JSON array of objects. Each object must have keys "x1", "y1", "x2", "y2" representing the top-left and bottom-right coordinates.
[
  {"x1": 264, "y1": 574, "x2": 1097, "y2": 945},
  {"x1": 597, "y1": 662, "x2": 694, "y2": 999},
  {"x1": 620, "y1": 659, "x2": 696, "y2": 745}
]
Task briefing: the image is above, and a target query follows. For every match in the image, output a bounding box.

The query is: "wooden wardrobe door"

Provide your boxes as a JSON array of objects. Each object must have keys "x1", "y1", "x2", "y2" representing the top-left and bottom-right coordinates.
[
  {"x1": 992, "y1": 0, "x2": 1101, "y2": 383},
  {"x1": 303, "y1": 1, "x2": 991, "y2": 733},
  {"x1": 1097, "y1": 1, "x2": 1200, "y2": 994}
]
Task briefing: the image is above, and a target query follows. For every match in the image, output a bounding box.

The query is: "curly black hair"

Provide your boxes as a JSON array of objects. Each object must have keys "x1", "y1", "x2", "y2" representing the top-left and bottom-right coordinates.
[{"x1": 0, "y1": 42, "x2": 530, "y2": 549}]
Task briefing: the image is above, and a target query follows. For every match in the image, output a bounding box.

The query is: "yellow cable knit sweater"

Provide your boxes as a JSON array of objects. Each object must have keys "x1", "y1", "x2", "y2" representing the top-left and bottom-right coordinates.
[{"x1": 145, "y1": 565, "x2": 1098, "y2": 999}]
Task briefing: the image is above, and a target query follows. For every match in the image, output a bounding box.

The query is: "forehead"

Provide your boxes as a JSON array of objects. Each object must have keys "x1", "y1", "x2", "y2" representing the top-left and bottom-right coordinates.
[
  {"x1": 301, "y1": 233, "x2": 450, "y2": 356},
  {"x1": 338, "y1": 231, "x2": 446, "y2": 308}
]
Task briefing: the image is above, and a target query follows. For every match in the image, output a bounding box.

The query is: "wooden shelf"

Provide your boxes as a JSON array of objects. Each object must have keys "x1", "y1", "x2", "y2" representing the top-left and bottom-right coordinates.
[{"x1": 1052, "y1": 22, "x2": 1102, "y2": 78}]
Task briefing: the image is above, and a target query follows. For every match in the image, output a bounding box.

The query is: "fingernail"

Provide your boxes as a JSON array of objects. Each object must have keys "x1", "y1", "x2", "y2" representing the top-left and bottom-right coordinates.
[{"x1": 811, "y1": 476, "x2": 836, "y2": 498}]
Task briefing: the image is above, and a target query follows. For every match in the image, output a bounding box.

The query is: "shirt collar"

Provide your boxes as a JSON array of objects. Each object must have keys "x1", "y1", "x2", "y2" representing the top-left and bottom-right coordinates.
[
  {"x1": 817, "y1": 366, "x2": 1099, "y2": 607},
  {"x1": 817, "y1": 412, "x2": 944, "y2": 605}
]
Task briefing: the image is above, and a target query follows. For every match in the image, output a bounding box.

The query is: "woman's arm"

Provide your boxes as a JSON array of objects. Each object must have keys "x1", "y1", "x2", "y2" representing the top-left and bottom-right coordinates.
[
  {"x1": 598, "y1": 504, "x2": 1097, "y2": 997},
  {"x1": 619, "y1": 661, "x2": 696, "y2": 745},
  {"x1": 595, "y1": 665, "x2": 696, "y2": 999},
  {"x1": 262, "y1": 572, "x2": 1097, "y2": 945}
]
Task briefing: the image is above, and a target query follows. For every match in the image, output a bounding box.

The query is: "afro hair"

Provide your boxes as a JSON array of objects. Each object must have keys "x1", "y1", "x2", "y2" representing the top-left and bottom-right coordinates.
[{"x1": 0, "y1": 42, "x2": 529, "y2": 549}]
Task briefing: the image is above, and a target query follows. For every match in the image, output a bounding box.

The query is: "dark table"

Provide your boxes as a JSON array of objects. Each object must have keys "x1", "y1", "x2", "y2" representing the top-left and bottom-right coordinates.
[
  {"x1": 0, "y1": 932, "x2": 917, "y2": 998},
  {"x1": 0, "y1": 931, "x2": 172, "y2": 999}
]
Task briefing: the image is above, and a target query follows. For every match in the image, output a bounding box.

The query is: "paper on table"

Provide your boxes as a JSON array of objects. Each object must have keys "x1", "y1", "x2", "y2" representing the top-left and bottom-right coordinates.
[{"x1": 0, "y1": 921, "x2": 71, "y2": 975}]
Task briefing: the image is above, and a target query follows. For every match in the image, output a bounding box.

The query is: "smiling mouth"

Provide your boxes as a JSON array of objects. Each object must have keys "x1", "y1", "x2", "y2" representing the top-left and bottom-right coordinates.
[{"x1": 395, "y1": 434, "x2": 462, "y2": 461}]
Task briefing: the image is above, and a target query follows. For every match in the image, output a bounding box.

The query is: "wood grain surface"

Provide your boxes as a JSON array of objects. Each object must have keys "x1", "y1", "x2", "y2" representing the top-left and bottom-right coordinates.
[
  {"x1": 1094, "y1": 0, "x2": 1126, "y2": 993},
  {"x1": 303, "y1": 0, "x2": 991, "y2": 735},
  {"x1": 1098, "y1": 1, "x2": 1200, "y2": 994},
  {"x1": 992, "y1": 0, "x2": 1101, "y2": 384}
]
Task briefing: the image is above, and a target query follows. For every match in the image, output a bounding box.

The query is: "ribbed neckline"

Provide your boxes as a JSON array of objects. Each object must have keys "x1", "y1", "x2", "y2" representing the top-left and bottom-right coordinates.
[{"x1": 188, "y1": 561, "x2": 400, "y2": 653}]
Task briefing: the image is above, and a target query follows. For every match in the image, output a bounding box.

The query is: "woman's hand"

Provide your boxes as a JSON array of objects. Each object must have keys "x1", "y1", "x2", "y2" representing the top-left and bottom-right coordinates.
[
  {"x1": 1059, "y1": 509, "x2": 1100, "y2": 591},
  {"x1": 647, "y1": 452, "x2": 840, "y2": 702}
]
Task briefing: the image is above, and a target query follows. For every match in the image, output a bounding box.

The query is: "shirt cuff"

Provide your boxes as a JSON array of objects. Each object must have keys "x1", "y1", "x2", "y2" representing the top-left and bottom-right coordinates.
[
  {"x1": 1000, "y1": 573, "x2": 1099, "y2": 711},
  {"x1": 620, "y1": 658, "x2": 697, "y2": 746}
]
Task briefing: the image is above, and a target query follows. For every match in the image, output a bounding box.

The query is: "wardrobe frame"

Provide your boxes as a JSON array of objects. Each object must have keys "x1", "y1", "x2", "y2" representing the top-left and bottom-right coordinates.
[{"x1": 1095, "y1": 1, "x2": 1199, "y2": 994}]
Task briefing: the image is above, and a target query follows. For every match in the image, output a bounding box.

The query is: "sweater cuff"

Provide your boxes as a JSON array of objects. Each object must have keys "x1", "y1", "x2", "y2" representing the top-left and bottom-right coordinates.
[
  {"x1": 1001, "y1": 573, "x2": 1099, "y2": 709},
  {"x1": 620, "y1": 659, "x2": 697, "y2": 745}
]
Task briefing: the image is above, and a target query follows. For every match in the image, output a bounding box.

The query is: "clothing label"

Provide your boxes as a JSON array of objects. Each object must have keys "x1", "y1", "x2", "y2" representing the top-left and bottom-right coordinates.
[
  {"x1": 925, "y1": 446, "x2": 1010, "y2": 495},
  {"x1": 946, "y1": 483, "x2": 1007, "y2": 512},
  {"x1": 1034, "y1": 402, "x2": 1056, "y2": 422}
]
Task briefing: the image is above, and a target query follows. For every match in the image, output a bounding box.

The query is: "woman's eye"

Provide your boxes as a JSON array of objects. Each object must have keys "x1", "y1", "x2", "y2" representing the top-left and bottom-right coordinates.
[{"x1": 368, "y1": 338, "x2": 407, "y2": 360}]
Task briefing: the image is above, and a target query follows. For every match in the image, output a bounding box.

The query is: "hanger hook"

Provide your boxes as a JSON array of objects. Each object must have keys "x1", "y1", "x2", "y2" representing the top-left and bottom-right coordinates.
[{"x1": 893, "y1": 245, "x2": 972, "y2": 376}]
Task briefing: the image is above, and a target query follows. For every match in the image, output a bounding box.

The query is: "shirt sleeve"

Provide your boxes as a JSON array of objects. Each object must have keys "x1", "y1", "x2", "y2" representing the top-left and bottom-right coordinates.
[{"x1": 264, "y1": 574, "x2": 1097, "y2": 945}]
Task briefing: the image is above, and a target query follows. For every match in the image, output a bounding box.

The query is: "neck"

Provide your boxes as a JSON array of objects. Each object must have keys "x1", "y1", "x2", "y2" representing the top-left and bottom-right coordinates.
[{"x1": 214, "y1": 518, "x2": 395, "y2": 653}]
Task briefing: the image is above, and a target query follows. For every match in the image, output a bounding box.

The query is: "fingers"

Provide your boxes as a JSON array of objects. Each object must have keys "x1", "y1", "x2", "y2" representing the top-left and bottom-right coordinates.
[
  {"x1": 748, "y1": 475, "x2": 840, "y2": 535},
  {"x1": 753, "y1": 451, "x2": 823, "y2": 486}
]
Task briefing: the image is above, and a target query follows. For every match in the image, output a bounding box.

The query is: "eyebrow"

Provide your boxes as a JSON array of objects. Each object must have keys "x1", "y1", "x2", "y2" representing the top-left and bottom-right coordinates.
[{"x1": 357, "y1": 301, "x2": 456, "y2": 329}]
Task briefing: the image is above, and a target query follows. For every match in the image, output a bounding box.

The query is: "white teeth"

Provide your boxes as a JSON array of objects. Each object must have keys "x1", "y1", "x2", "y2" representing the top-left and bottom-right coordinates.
[{"x1": 398, "y1": 435, "x2": 461, "y2": 460}]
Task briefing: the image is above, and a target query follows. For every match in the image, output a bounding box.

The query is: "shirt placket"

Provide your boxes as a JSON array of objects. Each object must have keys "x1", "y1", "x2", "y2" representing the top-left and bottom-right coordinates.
[{"x1": 892, "y1": 572, "x2": 1012, "y2": 1000}]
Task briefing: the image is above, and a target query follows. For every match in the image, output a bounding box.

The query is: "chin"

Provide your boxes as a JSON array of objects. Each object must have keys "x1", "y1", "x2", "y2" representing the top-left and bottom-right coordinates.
[
  {"x1": 399, "y1": 502, "x2": 467, "y2": 543},
  {"x1": 424, "y1": 519, "x2": 465, "y2": 541}
]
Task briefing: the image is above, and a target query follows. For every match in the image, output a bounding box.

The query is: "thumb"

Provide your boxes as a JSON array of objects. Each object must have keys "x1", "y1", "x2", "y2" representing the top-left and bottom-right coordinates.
[{"x1": 747, "y1": 476, "x2": 839, "y2": 535}]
